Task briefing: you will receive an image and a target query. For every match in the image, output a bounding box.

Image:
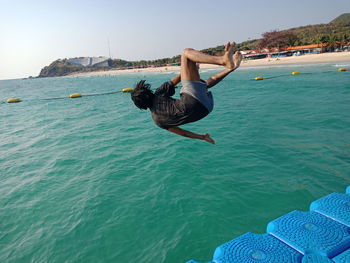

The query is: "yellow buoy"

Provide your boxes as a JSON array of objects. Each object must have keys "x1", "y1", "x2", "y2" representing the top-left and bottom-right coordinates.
[
  {"x1": 69, "y1": 93, "x2": 82, "y2": 98},
  {"x1": 292, "y1": 72, "x2": 300, "y2": 75},
  {"x1": 255, "y1": 77, "x2": 264, "y2": 81},
  {"x1": 122, "y1": 88, "x2": 133, "y2": 93},
  {"x1": 338, "y1": 68, "x2": 347, "y2": 72},
  {"x1": 7, "y1": 98, "x2": 21, "y2": 103}
]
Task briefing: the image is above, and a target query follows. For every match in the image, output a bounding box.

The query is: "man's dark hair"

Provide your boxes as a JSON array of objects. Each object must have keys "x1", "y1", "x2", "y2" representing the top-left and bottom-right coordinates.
[{"x1": 131, "y1": 80, "x2": 154, "y2": 110}]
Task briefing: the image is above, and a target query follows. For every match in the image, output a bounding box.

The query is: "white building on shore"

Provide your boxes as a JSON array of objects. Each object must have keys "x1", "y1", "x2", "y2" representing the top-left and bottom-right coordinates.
[{"x1": 67, "y1": 57, "x2": 109, "y2": 67}]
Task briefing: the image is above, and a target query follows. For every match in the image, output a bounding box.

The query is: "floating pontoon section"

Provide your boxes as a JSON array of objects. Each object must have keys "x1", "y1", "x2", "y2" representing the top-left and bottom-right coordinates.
[{"x1": 186, "y1": 186, "x2": 350, "y2": 263}]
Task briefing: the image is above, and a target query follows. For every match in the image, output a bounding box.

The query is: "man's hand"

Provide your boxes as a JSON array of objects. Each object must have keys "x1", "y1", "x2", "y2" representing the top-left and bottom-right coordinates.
[{"x1": 203, "y1": 133, "x2": 215, "y2": 144}]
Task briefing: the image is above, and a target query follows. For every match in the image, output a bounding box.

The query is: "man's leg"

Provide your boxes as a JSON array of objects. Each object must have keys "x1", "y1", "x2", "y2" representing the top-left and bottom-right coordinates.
[{"x1": 181, "y1": 42, "x2": 236, "y2": 81}]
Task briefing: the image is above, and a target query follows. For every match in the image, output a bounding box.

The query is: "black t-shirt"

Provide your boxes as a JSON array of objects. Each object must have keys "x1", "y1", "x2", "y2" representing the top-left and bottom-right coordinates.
[{"x1": 150, "y1": 81, "x2": 209, "y2": 129}]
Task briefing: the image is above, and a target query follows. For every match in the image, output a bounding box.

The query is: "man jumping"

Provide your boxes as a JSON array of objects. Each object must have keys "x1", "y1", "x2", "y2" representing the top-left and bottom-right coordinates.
[{"x1": 131, "y1": 42, "x2": 242, "y2": 144}]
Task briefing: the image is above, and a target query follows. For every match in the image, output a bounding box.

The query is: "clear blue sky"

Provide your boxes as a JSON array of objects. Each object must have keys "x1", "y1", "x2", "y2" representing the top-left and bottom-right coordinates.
[{"x1": 0, "y1": 0, "x2": 349, "y2": 80}]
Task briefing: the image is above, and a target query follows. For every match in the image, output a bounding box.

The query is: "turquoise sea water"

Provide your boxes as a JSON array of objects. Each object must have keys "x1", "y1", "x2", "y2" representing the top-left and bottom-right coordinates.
[{"x1": 1, "y1": 62, "x2": 350, "y2": 263}]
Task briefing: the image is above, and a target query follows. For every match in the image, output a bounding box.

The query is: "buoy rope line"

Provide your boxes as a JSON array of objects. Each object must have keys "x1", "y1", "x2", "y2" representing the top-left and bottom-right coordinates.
[
  {"x1": 3, "y1": 89, "x2": 132, "y2": 104},
  {"x1": 251, "y1": 68, "x2": 347, "y2": 81},
  {"x1": 40, "y1": 90, "x2": 124, "y2": 101},
  {"x1": 2, "y1": 68, "x2": 347, "y2": 104}
]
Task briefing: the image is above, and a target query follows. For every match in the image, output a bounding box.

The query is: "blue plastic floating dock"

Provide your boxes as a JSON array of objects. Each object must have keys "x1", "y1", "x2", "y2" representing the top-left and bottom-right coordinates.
[{"x1": 186, "y1": 186, "x2": 350, "y2": 263}]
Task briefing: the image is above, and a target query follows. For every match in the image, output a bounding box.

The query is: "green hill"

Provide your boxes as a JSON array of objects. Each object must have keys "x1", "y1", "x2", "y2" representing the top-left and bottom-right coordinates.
[
  {"x1": 195, "y1": 14, "x2": 350, "y2": 53},
  {"x1": 330, "y1": 13, "x2": 350, "y2": 25},
  {"x1": 277, "y1": 21, "x2": 350, "y2": 46},
  {"x1": 39, "y1": 59, "x2": 83, "y2": 77}
]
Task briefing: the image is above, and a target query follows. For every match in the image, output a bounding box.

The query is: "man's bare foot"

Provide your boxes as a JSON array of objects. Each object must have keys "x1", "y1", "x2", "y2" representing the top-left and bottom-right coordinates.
[
  {"x1": 203, "y1": 133, "x2": 215, "y2": 144},
  {"x1": 223, "y1": 42, "x2": 236, "y2": 69},
  {"x1": 233, "y1": 51, "x2": 243, "y2": 70}
]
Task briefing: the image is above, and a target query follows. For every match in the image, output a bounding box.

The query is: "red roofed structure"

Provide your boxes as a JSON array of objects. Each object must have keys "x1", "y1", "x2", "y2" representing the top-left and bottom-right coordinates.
[{"x1": 285, "y1": 43, "x2": 328, "y2": 50}]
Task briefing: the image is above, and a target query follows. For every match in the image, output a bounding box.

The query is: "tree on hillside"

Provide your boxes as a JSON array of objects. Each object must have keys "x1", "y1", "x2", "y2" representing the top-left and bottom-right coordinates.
[
  {"x1": 258, "y1": 30, "x2": 298, "y2": 49},
  {"x1": 340, "y1": 33, "x2": 350, "y2": 43},
  {"x1": 327, "y1": 34, "x2": 339, "y2": 51},
  {"x1": 314, "y1": 34, "x2": 328, "y2": 44}
]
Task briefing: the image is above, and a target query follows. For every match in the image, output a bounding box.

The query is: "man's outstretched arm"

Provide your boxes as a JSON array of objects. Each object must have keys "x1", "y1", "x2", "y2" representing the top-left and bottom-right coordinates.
[
  {"x1": 168, "y1": 126, "x2": 215, "y2": 144},
  {"x1": 206, "y1": 51, "x2": 242, "y2": 88},
  {"x1": 170, "y1": 74, "x2": 181, "y2": 86},
  {"x1": 206, "y1": 68, "x2": 235, "y2": 88}
]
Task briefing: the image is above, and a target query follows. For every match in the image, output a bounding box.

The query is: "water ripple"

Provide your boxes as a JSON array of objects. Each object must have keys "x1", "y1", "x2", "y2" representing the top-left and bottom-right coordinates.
[{"x1": 1, "y1": 64, "x2": 350, "y2": 262}]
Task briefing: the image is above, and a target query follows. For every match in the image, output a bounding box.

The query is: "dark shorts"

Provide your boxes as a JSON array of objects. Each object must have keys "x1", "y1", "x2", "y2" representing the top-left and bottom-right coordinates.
[
  {"x1": 180, "y1": 93, "x2": 209, "y2": 125},
  {"x1": 180, "y1": 80, "x2": 214, "y2": 112}
]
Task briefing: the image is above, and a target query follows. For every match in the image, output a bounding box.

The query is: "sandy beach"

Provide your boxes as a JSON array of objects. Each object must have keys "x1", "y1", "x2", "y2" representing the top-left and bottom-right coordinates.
[{"x1": 70, "y1": 51, "x2": 350, "y2": 77}]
